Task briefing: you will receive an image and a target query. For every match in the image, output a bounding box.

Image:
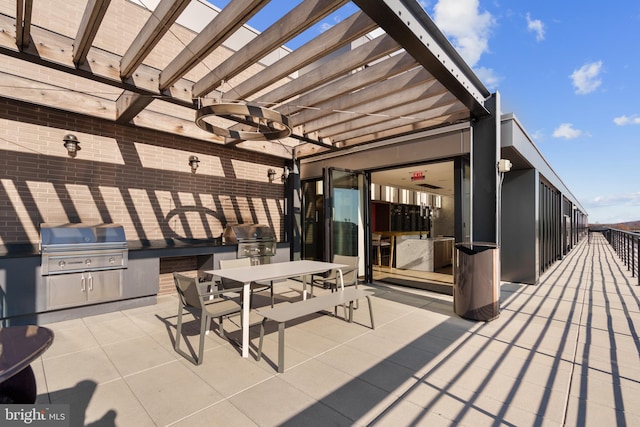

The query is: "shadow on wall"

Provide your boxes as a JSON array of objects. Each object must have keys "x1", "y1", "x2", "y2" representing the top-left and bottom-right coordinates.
[{"x1": 0, "y1": 100, "x2": 286, "y2": 246}]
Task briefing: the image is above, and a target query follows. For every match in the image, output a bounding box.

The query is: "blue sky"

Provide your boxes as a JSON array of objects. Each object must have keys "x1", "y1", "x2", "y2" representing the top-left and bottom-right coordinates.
[{"x1": 207, "y1": 0, "x2": 640, "y2": 224}]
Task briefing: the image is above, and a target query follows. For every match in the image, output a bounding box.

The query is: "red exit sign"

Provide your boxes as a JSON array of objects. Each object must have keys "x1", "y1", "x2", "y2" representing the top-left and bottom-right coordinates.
[{"x1": 411, "y1": 171, "x2": 425, "y2": 181}]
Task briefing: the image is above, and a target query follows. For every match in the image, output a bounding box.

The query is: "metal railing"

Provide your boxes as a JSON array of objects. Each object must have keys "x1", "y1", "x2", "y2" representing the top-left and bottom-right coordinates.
[{"x1": 601, "y1": 228, "x2": 640, "y2": 286}]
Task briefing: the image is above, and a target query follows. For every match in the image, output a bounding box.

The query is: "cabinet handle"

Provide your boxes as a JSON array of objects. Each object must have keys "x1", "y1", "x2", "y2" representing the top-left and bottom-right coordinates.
[
  {"x1": 81, "y1": 274, "x2": 86, "y2": 292},
  {"x1": 88, "y1": 274, "x2": 93, "y2": 291}
]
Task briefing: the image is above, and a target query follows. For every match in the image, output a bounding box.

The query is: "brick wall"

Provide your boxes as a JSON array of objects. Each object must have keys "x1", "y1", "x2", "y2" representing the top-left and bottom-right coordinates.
[
  {"x1": 0, "y1": 98, "x2": 286, "y2": 247},
  {"x1": 159, "y1": 257, "x2": 198, "y2": 296}
]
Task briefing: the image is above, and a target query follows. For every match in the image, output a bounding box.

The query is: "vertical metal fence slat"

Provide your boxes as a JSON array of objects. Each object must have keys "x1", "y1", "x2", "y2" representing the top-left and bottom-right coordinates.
[{"x1": 603, "y1": 228, "x2": 640, "y2": 285}]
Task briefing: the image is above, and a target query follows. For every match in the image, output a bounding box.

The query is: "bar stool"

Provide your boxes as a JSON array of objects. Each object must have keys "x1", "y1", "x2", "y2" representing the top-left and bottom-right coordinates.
[{"x1": 372, "y1": 233, "x2": 391, "y2": 268}]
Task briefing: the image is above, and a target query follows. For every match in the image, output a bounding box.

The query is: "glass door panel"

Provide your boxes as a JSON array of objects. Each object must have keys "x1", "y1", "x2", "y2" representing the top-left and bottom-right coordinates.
[
  {"x1": 325, "y1": 168, "x2": 365, "y2": 261},
  {"x1": 301, "y1": 179, "x2": 324, "y2": 261}
]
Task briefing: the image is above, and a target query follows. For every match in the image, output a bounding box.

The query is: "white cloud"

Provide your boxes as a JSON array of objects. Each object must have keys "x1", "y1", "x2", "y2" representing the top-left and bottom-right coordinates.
[
  {"x1": 526, "y1": 13, "x2": 545, "y2": 41},
  {"x1": 473, "y1": 66, "x2": 500, "y2": 91},
  {"x1": 570, "y1": 61, "x2": 603, "y2": 94},
  {"x1": 613, "y1": 114, "x2": 640, "y2": 126},
  {"x1": 588, "y1": 193, "x2": 640, "y2": 208},
  {"x1": 432, "y1": 0, "x2": 495, "y2": 67},
  {"x1": 552, "y1": 123, "x2": 582, "y2": 139}
]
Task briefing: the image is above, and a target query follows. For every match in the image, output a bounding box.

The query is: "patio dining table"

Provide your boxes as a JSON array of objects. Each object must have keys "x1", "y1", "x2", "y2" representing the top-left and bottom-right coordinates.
[
  {"x1": 0, "y1": 325, "x2": 54, "y2": 403},
  {"x1": 207, "y1": 260, "x2": 347, "y2": 358}
]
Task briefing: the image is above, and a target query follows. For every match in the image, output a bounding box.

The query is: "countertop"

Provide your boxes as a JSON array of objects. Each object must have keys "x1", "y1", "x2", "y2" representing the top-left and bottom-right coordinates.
[{"x1": 0, "y1": 238, "x2": 231, "y2": 259}]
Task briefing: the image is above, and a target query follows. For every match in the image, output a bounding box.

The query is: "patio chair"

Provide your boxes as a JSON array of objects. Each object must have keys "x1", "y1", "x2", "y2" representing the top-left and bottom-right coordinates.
[
  {"x1": 173, "y1": 272, "x2": 242, "y2": 365},
  {"x1": 218, "y1": 258, "x2": 274, "y2": 308},
  {"x1": 372, "y1": 233, "x2": 391, "y2": 267},
  {"x1": 310, "y1": 255, "x2": 360, "y2": 293}
]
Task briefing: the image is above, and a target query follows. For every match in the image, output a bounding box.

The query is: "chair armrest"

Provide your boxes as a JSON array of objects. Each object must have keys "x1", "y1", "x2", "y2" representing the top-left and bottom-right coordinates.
[
  {"x1": 337, "y1": 266, "x2": 357, "y2": 275},
  {"x1": 198, "y1": 281, "x2": 241, "y2": 298}
]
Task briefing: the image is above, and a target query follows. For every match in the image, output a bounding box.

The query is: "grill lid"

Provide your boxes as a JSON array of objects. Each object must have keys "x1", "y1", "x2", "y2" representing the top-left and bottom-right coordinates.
[
  {"x1": 40, "y1": 223, "x2": 126, "y2": 246},
  {"x1": 223, "y1": 224, "x2": 275, "y2": 243}
]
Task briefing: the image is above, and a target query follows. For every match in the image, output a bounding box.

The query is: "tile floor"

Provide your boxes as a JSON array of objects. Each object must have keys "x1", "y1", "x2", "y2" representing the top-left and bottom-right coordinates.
[{"x1": 30, "y1": 233, "x2": 640, "y2": 426}]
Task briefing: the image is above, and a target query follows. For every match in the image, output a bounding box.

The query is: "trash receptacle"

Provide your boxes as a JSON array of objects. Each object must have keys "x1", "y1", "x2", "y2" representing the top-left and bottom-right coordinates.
[{"x1": 454, "y1": 242, "x2": 500, "y2": 321}]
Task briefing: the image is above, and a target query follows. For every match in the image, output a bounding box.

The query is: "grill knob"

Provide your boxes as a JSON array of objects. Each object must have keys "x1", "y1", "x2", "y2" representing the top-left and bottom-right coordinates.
[
  {"x1": 85, "y1": 259, "x2": 91, "y2": 266},
  {"x1": 109, "y1": 257, "x2": 115, "y2": 264},
  {"x1": 58, "y1": 260, "x2": 66, "y2": 268}
]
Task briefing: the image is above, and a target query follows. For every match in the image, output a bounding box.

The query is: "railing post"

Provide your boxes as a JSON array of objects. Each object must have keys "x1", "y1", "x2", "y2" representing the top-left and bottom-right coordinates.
[
  {"x1": 628, "y1": 234, "x2": 632, "y2": 271},
  {"x1": 632, "y1": 235, "x2": 636, "y2": 277}
]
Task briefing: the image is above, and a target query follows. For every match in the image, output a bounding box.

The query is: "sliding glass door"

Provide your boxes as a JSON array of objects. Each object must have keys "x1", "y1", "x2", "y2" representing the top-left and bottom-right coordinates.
[{"x1": 301, "y1": 168, "x2": 365, "y2": 263}]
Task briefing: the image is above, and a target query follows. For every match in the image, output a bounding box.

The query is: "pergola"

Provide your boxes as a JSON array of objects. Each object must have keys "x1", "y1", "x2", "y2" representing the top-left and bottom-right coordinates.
[{"x1": 0, "y1": 0, "x2": 491, "y2": 159}]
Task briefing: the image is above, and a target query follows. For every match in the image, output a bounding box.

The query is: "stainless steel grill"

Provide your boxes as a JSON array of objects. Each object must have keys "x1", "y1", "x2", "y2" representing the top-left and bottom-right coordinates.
[
  {"x1": 223, "y1": 224, "x2": 276, "y2": 265},
  {"x1": 40, "y1": 223, "x2": 128, "y2": 310}
]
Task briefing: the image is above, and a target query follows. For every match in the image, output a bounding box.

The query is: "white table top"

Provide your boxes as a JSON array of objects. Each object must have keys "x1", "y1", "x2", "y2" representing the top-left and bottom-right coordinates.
[{"x1": 206, "y1": 259, "x2": 347, "y2": 283}]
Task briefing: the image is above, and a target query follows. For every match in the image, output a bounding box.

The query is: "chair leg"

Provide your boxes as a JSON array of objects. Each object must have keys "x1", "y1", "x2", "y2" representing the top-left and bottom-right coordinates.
[
  {"x1": 270, "y1": 281, "x2": 274, "y2": 307},
  {"x1": 175, "y1": 304, "x2": 184, "y2": 352},
  {"x1": 197, "y1": 313, "x2": 209, "y2": 365},
  {"x1": 366, "y1": 296, "x2": 375, "y2": 329},
  {"x1": 277, "y1": 322, "x2": 285, "y2": 373},
  {"x1": 218, "y1": 316, "x2": 225, "y2": 340},
  {"x1": 257, "y1": 318, "x2": 266, "y2": 361}
]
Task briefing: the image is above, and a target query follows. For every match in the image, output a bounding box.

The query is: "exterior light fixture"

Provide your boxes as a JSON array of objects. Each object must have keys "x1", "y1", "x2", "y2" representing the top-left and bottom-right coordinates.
[
  {"x1": 188, "y1": 155, "x2": 200, "y2": 174},
  {"x1": 63, "y1": 134, "x2": 80, "y2": 157},
  {"x1": 267, "y1": 168, "x2": 276, "y2": 183}
]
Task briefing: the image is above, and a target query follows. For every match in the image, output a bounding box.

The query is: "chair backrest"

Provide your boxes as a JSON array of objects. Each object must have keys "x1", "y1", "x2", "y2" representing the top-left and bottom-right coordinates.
[
  {"x1": 332, "y1": 254, "x2": 359, "y2": 286},
  {"x1": 173, "y1": 272, "x2": 202, "y2": 309},
  {"x1": 218, "y1": 257, "x2": 252, "y2": 289},
  {"x1": 219, "y1": 258, "x2": 252, "y2": 269}
]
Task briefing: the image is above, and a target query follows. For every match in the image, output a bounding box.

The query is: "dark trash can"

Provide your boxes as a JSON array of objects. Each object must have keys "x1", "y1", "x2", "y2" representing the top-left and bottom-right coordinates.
[{"x1": 454, "y1": 242, "x2": 500, "y2": 321}]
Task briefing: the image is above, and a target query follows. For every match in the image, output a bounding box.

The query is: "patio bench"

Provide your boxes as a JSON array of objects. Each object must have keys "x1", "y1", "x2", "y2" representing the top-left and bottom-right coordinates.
[{"x1": 255, "y1": 287, "x2": 375, "y2": 373}]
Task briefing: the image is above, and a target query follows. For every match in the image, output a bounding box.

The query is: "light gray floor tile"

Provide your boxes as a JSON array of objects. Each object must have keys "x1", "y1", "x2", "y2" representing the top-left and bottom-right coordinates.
[
  {"x1": 181, "y1": 345, "x2": 275, "y2": 397},
  {"x1": 229, "y1": 376, "x2": 352, "y2": 427},
  {"x1": 170, "y1": 400, "x2": 260, "y2": 427},
  {"x1": 102, "y1": 334, "x2": 178, "y2": 376},
  {"x1": 52, "y1": 378, "x2": 156, "y2": 427},
  {"x1": 42, "y1": 325, "x2": 100, "y2": 358},
  {"x1": 42, "y1": 346, "x2": 121, "y2": 396},
  {"x1": 124, "y1": 361, "x2": 224, "y2": 426}
]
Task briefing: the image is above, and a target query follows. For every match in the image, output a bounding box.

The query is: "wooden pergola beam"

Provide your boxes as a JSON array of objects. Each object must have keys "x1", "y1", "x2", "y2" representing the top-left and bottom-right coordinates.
[
  {"x1": 292, "y1": 66, "x2": 434, "y2": 128},
  {"x1": 73, "y1": 0, "x2": 111, "y2": 66},
  {"x1": 15, "y1": 0, "x2": 33, "y2": 49},
  {"x1": 254, "y1": 33, "x2": 400, "y2": 107},
  {"x1": 160, "y1": 0, "x2": 268, "y2": 90},
  {"x1": 276, "y1": 50, "x2": 417, "y2": 119},
  {"x1": 332, "y1": 100, "x2": 466, "y2": 143},
  {"x1": 192, "y1": 0, "x2": 348, "y2": 98},
  {"x1": 120, "y1": 0, "x2": 191, "y2": 79},
  {"x1": 224, "y1": 10, "x2": 377, "y2": 101},
  {"x1": 320, "y1": 91, "x2": 458, "y2": 138}
]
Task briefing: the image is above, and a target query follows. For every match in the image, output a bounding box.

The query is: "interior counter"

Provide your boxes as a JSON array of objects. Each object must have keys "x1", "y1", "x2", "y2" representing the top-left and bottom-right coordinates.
[{"x1": 395, "y1": 236, "x2": 454, "y2": 272}]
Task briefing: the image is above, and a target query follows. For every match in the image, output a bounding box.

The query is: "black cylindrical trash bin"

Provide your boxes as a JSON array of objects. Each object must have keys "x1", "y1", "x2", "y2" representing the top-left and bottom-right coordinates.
[{"x1": 454, "y1": 242, "x2": 500, "y2": 321}]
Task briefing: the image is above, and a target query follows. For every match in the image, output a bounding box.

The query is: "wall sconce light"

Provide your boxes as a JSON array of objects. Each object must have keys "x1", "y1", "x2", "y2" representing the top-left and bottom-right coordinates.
[
  {"x1": 281, "y1": 166, "x2": 290, "y2": 182},
  {"x1": 188, "y1": 155, "x2": 200, "y2": 173},
  {"x1": 63, "y1": 134, "x2": 80, "y2": 157},
  {"x1": 267, "y1": 168, "x2": 276, "y2": 183}
]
